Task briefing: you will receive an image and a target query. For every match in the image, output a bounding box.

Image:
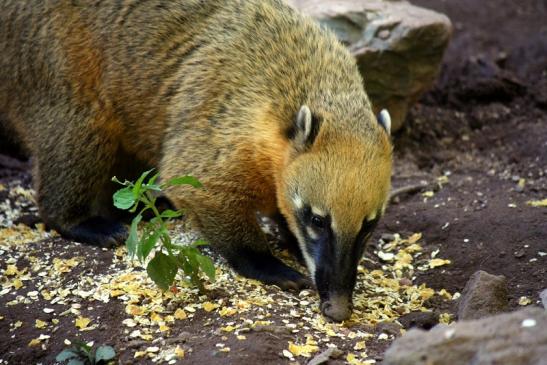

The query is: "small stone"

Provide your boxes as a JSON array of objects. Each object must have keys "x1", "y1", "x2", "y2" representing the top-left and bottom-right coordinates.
[
  {"x1": 457, "y1": 270, "x2": 508, "y2": 320},
  {"x1": 378, "y1": 29, "x2": 390, "y2": 39},
  {"x1": 381, "y1": 233, "x2": 396, "y2": 241},
  {"x1": 540, "y1": 289, "x2": 547, "y2": 310},
  {"x1": 521, "y1": 319, "x2": 536, "y2": 328},
  {"x1": 377, "y1": 321, "x2": 403, "y2": 337},
  {"x1": 398, "y1": 311, "x2": 439, "y2": 330},
  {"x1": 513, "y1": 249, "x2": 525, "y2": 258},
  {"x1": 399, "y1": 278, "x2": 412, "y2": 287}
]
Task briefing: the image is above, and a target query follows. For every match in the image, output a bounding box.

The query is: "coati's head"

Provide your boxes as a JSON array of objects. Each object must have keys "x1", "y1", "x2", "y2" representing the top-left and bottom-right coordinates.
[{"x1": 279, "y1": 105, "x2": 392, "y2": 322}]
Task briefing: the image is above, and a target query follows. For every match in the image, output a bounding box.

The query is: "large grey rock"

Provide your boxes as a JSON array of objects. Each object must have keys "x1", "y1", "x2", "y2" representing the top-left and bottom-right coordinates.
[
  {"x1": 288, "y1": 0, "x2": 452, "y2": 131},
  {"x1": 383, "y1": 307, "x2": 547, "y2": 365},
  {"x1": 458, "y1": 270, "x2": 509, "y2": 320}
]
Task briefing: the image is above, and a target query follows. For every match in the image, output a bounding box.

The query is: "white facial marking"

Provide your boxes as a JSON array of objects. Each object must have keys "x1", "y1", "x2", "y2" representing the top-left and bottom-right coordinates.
[
  {"x1": 367, "y1": 211, "x2": 377, "y2": 222},
  {"x1": 292, "y1": 194, "x2": 304, "y2": 209},
  {"x1": 295, "y1": 235, "x2": 316, "y2": 281},
  {"x1": 306, "y1": 226, "x2": 319, "y2": 240},
  {"x1": 311, "y1": 206, "x2": 326, "y2": 217}
]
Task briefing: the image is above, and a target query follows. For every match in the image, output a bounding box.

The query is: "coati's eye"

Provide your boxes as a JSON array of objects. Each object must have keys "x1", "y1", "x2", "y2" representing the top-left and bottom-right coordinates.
[{"x1": 311, "y1": 215, "x2": 326, "y2": 230}]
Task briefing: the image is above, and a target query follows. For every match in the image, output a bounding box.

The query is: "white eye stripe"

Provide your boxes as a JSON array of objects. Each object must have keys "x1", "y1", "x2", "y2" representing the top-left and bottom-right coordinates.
[{"x1": 311, "y1": 206, "x2": 326, "y2": 217}]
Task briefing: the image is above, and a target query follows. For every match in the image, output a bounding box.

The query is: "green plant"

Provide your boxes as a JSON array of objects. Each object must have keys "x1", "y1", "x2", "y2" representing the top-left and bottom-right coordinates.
[
  {"x1": 56, "y1": 340, "x2": 115, "y2": 365},
  {"x1": 112, "y1": 170, "x2": 215, "y2": 293}
]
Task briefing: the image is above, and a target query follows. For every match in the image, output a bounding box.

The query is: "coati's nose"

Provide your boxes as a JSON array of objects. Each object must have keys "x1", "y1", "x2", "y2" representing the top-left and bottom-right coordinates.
[{"x1": 321, "y1": 295, "x2": 352, "y2": 322}]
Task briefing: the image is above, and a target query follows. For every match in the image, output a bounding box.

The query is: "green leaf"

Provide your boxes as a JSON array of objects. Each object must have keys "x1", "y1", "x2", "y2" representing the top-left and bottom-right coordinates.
[
  {"x1": 73, "y1": 340, "x2": 92, "y2": 353},
  {"x1": 183, "y1": 247, "x2": 200, "y2": 272},
  {"x1": 67, "y1": 359, "x2": 85, "y2": 365},
  {"x1": 147, "y1": 172, "x2": 160, "y2": 186},
  {"x1": 113, "y1": 187, "x2": 136, "y2": 210},
  {"x1": 147, "y1": 252, "x2": 178, "y2": 291},
  {"x1": 95, "y1": 345, "x2": 116, "y2": 363},
  {"x1": 56, "y1": 349, "x2": 79, "y2": 362},
  {"x1": 143, "y1": 184, "x2": 162, "y2": 192},
  {"x1": 191, "y1": 239, "x2": 209, "y2": 247},
  {"x1": 165, "y1": 175, "x2": 203, "y2": 189},
  {"x1": 160, "y1": 231, "x2": 174, "y2": 251},
  {"x1": 196, "y1": 254, "x2": 216, "y2": 281},
  {"x1": 179, "y1": 255, "x2": 193, "y2": 276},
  {"x1": 142, "y1": 173, "x2": 162, "y2": 192},
  {"x1": 160, "y1": 209, "x2": 183, "y2": 219},
  {"x1": 133, "y1": 169, "x2": 155, "y2": 196},
  {"x1": 138, "y1": 226, "x2": 163, "y2": 261},
  {"x1": 126, "y1": 214, "x2": 142, "y2": 257}
]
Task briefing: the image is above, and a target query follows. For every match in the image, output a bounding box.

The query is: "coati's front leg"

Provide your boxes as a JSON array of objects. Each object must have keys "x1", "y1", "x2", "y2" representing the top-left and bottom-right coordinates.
[
  {"x1": 270, "y1": 212, "x2": 305, "y2": 265},
  {"x1": 191, "y1": 195, "x2": 310, "y2": 291}
]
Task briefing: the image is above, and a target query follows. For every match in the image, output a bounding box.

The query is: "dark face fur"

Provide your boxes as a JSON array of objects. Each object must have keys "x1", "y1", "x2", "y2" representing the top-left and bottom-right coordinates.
[{"x1": 290, "y1": 194, "x2": 383, "y2": 321}]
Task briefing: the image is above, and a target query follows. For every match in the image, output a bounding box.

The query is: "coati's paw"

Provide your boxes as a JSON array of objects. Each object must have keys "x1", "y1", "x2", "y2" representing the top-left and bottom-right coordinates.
[
  {"x1": 64, "y1": 217, "x2": 127, "y2": 248},
  {"x1": 228, "y1": 250, "x2": 311, "y2": 292},
  {"x1": 275, "y1": 272, "x2": 313, "y2": 291}
]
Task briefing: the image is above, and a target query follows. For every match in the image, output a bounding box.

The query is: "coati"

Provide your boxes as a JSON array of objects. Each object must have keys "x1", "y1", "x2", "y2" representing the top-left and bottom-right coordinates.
[{"x1": 0, "y1": 0, "x2": 392, "y2": 321}]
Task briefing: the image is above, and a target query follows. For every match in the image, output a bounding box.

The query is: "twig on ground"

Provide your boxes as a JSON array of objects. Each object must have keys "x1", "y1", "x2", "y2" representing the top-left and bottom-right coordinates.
[
  {"x1": 389, "y1": 182, "x2": 429, "y2": 202},
  {"x1": 251, "y1": 324, "x2": 292, "y2": 335}
]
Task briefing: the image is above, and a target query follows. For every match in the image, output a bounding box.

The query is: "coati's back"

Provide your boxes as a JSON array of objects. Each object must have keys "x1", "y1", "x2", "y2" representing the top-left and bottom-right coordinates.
[
  {"x1": 1, "y1": 0, "x2": 370, "y2": 151},
  {"x1": 0, "y1": 0, "x2": 393, "y2": 321},
  {"x1": 0, "y1": 0, "x2": 218, "y2": 160}
]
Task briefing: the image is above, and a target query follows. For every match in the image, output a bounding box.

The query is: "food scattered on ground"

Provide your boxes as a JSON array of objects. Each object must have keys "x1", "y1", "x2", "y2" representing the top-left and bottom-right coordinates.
[{"x1": 0, "y1": 181, "x2": 455, "y2": 363}]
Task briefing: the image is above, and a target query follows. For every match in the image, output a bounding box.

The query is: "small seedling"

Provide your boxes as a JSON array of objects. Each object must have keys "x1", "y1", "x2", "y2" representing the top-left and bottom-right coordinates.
[
  {"x1": 112, "y1": 170, "x2": 215, "y2": 293},
  {"x1": 56, "y1": 340, "x2": 115, "y2": 365}
]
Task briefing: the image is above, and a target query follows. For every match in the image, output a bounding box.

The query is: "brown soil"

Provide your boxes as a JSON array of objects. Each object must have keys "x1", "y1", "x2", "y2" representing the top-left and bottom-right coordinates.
[{"x1": 1, "y1": 0, "x2": 546, "y2": 364}]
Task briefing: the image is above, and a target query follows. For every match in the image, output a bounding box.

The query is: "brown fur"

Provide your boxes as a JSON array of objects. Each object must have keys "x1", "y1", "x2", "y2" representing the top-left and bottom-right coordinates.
[{"x1": 0, "y1": 0, "x2": 392, "y2": 319}]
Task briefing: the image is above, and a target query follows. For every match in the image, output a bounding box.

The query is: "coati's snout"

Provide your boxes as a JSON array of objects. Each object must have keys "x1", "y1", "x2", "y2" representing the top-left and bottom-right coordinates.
[
  {"x1": 321, "y1": 295, "x2": 352, "y2": 323},
  {"x1": 287, "y1": 204, "x2": 379, "y2": 321}
]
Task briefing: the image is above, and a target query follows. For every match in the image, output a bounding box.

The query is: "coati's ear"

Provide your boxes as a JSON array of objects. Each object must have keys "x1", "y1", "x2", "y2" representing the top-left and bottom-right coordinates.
[
  {"x1": 288, "y1": 105, "x2": 322, "y2": 150},
  {"x1": 377, "y1": 109, "x2": 391, "y2": 135}
]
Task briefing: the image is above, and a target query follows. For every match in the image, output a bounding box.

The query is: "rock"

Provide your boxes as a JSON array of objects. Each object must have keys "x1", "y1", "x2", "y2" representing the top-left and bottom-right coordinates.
[
  {"x1": 307, "y1": 346, "x2": 343, "y2": 365},
  {"x1": 398, "y1": 311, "x2": 439, "y2": 330},
  {"x1": 376, "y1": 321, "x2": 403, "y2": 337},
  {"x1": 540, "y1": 289, "x2": 547, "y2": 310},
  {"x1": 383, "y1": 307, "x2": 547, "y2": 365},
  {"x1": 457, "y1": 270, "x2": 509, "y2": 320},
  {"x1": 288, "y1": 0, "x2": 452, "y2": 131}
]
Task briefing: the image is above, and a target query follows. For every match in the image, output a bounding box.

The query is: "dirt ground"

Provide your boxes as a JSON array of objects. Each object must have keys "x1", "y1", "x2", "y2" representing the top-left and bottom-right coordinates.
[{"x1": 1, "y1": 0, "x2": 546, "y2": 364}]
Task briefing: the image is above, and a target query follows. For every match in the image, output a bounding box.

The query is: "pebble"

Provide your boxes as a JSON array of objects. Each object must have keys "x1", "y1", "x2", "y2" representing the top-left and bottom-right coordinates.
[
  {"x1": 398, "y1": 311, "x2": 439, "y2": 330},
  {"x1": 521, "y1": 319, "x2": 537, "y2": 328},
  {"x1": 378, "y1": 29, "x2": 391, "y2": 39},
  {"x1": 399, "y1": 278, "x2": 413, "y2": 287},
  {"x1": 377, "y1": 321, "x2": 403, "y2": 337},
  {"x1": 540, "y1": 289, "x2": 547, "y2": 310},
  {"x1": 513, "y1": 249, "x2": 525, "y2": 258}
]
